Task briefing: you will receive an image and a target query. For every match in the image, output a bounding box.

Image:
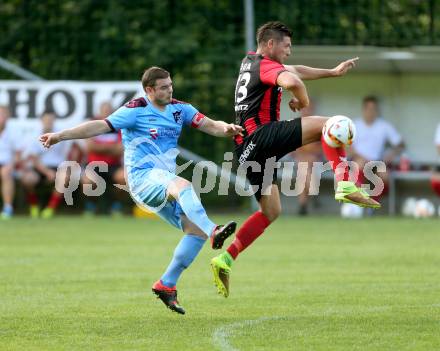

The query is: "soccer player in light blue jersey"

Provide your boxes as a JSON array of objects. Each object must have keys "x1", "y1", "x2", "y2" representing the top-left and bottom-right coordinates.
[{"x1": 40, "y1": 66, "x2": 243, "y2": 315}]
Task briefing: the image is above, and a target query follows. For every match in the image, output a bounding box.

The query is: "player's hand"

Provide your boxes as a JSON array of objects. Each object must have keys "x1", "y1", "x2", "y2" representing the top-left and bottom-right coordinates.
[
  {"x1": 224, "y1": 124, "x2": 243, "y2": 137},
  {"x1": 40, "y1": 133, "x2": 61, "y2": 148},
  {"x1": 288, "y1": 97, "x2": 302, "y2": 112},
  {"x1": 332, "y1": 57, "x2": 359, "y2": 76}
]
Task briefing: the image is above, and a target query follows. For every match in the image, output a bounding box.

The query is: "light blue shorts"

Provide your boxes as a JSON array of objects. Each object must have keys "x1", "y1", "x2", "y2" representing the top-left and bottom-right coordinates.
[{"x1": 129, "y1": 168, "x2": 185, "y2": 230}]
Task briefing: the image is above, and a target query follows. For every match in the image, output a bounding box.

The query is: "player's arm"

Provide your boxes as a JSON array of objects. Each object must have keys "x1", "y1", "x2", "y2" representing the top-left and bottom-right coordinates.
[
  {"x1": 196, "y1": 116, "x2": 243, "y2": 138},
  {"x1": 277, "y1": 71, "x2": 310, "y2": 111},
  {"x1": 284, "y1": 57, "x2": 359, "y2": 80},
  {"x1": 40, "y1": 120, "x2": 111, "y2": 148}
]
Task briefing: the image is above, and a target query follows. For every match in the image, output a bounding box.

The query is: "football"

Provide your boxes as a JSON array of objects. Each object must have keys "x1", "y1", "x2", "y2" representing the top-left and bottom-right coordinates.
[
  {"x1": 322, "y1": 115, "x2": 356, "y2": 148},
  {"x1": 341, "y1": 203, "x2": 364, "y2": 218},
  {"x1": 413, "y1": 198, "x2": 435, "y2": 218},
  {"x1": 402, "y1": 197, "x2": 418, "y2": 217}
]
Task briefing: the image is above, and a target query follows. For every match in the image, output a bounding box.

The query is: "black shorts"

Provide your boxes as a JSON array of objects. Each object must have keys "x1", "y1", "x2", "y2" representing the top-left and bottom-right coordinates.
[{"x1": 235, "y1": 118, "x2": 303, "y2": 201}]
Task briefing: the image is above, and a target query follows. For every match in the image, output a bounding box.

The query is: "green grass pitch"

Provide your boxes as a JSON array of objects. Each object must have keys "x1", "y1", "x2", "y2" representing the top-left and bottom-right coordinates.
[{"x1": 1, "y1": 216, "x2": 439, "y2": 350}]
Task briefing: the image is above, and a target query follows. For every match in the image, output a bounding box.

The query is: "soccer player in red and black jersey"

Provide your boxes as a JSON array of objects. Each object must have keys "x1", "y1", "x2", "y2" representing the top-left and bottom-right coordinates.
[{"x1": 211, "y1": 21, "x2": 380, "y2": 297}]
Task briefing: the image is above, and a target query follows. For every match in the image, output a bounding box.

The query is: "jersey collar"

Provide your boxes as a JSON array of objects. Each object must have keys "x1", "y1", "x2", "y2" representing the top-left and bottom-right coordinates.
[{"x1": 145, "y1": 96, "x2": 168, "y2": 115}]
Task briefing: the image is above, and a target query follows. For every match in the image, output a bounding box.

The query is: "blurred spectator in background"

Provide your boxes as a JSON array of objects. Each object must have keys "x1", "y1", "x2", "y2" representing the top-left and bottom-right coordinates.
[
  {"x1": 290, "y1": 100, "x2": 323, "y2": 215},
  {"x1": 350, "y1": 96, "x2": 405, "y2": 200},
  {"x1": 431, "y1": 123, "x2": 440, "y2": 197},
  {"x1": 21, "y1": 111, "x2": 74, "y2": 219},
  {"x1": 81, "y1": 101, "x2": 125, "y2": 216},
  {"x1": 0, "y1": 106, "x2": 21, "y2": 219}
]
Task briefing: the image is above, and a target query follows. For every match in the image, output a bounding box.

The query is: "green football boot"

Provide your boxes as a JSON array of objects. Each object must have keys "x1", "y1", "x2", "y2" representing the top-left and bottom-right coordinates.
[
  {"x1": 41, "y1": 207, "x2": 54, "y2": 219},
  {"x1": 335, "y1": 181, "x2": 381, "y2": 209},
  {"x1": 211, "y1": 251, "x2": 233, "y2": 298}
]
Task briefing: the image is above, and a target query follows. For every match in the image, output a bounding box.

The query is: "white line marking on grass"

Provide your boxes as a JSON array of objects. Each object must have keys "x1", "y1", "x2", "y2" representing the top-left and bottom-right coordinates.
[{"x1": 212, "y1": 316, "x2": 282, "y2": 351}]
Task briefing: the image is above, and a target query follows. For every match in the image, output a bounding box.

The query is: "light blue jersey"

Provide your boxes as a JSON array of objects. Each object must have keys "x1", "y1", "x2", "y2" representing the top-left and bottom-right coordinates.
[
  {"x1": 106, "y1": 96, "x2": 205, "y2": 216},
  {"x1": 105, "y1": 95, "x2": 220, "y2": 296}
]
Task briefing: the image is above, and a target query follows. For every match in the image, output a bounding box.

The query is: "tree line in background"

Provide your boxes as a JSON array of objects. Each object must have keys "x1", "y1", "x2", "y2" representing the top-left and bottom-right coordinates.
[{"x1": 0, "y1": 0, "x2": 438, "y2": 207}]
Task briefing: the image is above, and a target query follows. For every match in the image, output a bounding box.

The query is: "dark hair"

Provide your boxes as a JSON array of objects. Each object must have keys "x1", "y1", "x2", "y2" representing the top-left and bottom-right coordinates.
[
  {"x1": 257, "y1": 21, "x2": 292, "y2": 46},
  {"x1": 141, "y1": 66, "x2": 170, "y2": 89},
  {"x1": 362, "y1": 95, "x2": 379, "y2": 106},
  {"x1": 41, "y1": 110, "x2": 56, "y2": 117}
]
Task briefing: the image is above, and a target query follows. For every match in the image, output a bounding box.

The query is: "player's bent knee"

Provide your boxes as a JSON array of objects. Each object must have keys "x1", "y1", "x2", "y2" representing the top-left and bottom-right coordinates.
[
  {"x1": 301, "y1": 116, "x2": 328, "y2": 145},
  {"x1": 183, "y1": 230, "x2": 207, "y2": 239},
  {"x1": 168, "y1": 177, "x2": 192, "y2": 199},
  {"x1": 181, "y1": 217, "x2": 207, "y2": 238},
  {"x1": 175, "y1": 178, "x2": 191, "y2": 190}
]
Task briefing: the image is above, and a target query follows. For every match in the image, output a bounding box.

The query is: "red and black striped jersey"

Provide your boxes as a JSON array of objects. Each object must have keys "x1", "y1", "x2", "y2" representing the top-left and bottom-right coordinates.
[{"x1": 234, "y1": 52, "x2": 287, "y2": 145}]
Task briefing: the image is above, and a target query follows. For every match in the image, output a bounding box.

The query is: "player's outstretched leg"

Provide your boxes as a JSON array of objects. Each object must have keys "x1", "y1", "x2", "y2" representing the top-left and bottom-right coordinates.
[
  {"x1": 211, "y1": 221, "x2": 237, "y2": 249},
  {"x1": 152, "y1": 219, "x2": 236, "y2": 313},
  {"x1": 303, "y1": 116, "x2": 380, "y2": 208},
  {"x1": 212, "y1": 189, "x2": 276, "y2": 297},
  {"x1": 175, "y1": 184, "x2": 236, "y2": 248},
  {"x1": 152, "y1": 177, "x2": 238, "y2": 312},
  {"x1": 211, "y1": 212, "x2": 271, "y2": 297},
  {"x1": 152, "y1": 234, "x2": 205, "y2": 315},
  {"x1": 320, "y1": 135, "x2": 380, "y2": 208}
]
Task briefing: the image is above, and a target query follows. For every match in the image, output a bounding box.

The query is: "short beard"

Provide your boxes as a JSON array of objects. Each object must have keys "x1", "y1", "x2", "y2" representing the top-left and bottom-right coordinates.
[{"x1": 156, "y1": 97, "x2": 171, "y2": 106}]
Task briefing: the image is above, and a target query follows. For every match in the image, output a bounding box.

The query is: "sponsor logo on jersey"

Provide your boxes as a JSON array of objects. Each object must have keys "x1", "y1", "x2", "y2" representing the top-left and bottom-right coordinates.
[
  {"x1": 172, "y1": 110, "x2": 182, "y2": 124},
  {"x1": 149, "y1": 128, "x2": 180, "y2": 139},
  {"x1": 149, "y1": 128, "x2": 158, "y2": 139},
  {"x1": 235, "y1": 104, "x2": 249, "y2": 112},
  {"x1": 161, "y1": 128, "x2": 180, "y2": 137},
  {"x1": 239, "y1": 141, "x2": 256, "y2": 164},
  {"x1": 240, "y1": 62, "x2": 251, "y2": 72}
]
